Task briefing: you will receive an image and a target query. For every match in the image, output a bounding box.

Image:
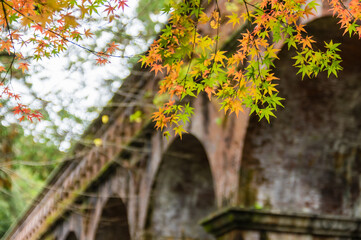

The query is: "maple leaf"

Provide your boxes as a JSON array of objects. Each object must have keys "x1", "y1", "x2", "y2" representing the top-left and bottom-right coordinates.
[
  {"x1": 266, "y1": 46, "x2": 280, "y2": 59},
  {"x1": 173, "y1": 125, "x2": 187, "y2": 139},
  {"x1": 14, "y1": 94, "x2": 21, "y2": 101},
  {"x1": 198, "y1": 36, "x2": 213, "y2": 53},
  {"x1": 32, "y1": 24, "x2": 44, "y2": 33},
  {"x1": 199, "y1": 12, "x2": 210, "y2": 24},
  {"x1": 117, "y1": 0, "x2": 128, "y2": 11},
  {"x1": 205, "y1": 86, "x2": 215, "y2": 100},
  {"x1": 78, "y1": 4, "x2": 89, "y2": 17},
  {"x1": 300, "y1": 35, "x2": 316, "y2": 49},
  {"x1": 0, "y1": 40, "x2": 12, "y2": 54},
  {"x1": 106, "y1": 42, "x2": 120, "y2": 54},
  {"x1": 227, "y1": 12, "x2": 240, "y2": 27},
  {"x1": 96, "y1": 57, "x2": 109, "y2": 65},
  {"x1": 64, "y1": 15, "x2": 78, "y2": 28},
  {"x1": 104, "y1": 4, "x2": 116, "y2": 15},
  {"x1": 84, "y1": 28, "x2": 94, "y2": 38},
  {"x1": 210, "y1": 20, "x2": 218, "y2": 29},
  {"x1": 13, "y1": 104, "x2": 23, "y2": 115},
  {"x1": 212, "y1": 51, "x2": 227, "y2": 66},
  {"x1": 151, "y1": 64, "x2": 163, "y2": 75},
  {"x1": 18, "y1": 62, "x2": 29, "y2": 72}
]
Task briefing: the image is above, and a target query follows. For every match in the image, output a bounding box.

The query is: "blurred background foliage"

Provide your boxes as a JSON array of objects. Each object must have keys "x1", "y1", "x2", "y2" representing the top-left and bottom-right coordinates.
[{"x1": 0, "y1": 123, "x2": 63, "y2": 237}]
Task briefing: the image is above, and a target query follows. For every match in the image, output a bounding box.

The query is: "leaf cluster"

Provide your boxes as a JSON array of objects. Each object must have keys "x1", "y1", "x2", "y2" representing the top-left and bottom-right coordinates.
[
  {"x1": 0, "y1": 0, "x2": 128, "y2": 122},
  {"x1": 141, "y1": 0, "x2": 348, "y2": 137}
]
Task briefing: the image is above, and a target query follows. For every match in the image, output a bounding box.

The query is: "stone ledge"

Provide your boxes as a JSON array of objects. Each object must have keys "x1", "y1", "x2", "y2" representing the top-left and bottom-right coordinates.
[{"x1": 200, "y1": 208, "x2": 361, "y2": 238}]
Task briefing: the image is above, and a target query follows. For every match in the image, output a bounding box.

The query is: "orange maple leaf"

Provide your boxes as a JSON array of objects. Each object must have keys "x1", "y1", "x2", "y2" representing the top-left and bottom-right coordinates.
[
  {"x1": 96, "y1": 57, "x2": 109, "y2": 65},
  {"x1": 0, "y1": 40, "x2": 12, "y2": 54},
  {"x1": 205, "y1": 86, "x2": 215, "y2": 100},
  {"x1": 32, "y1": 24, "x2": 44, "y2": 33},
  {"x1": 151, "y1": 64, "x2": 163, "y2": 75},
  {"x1": 106, "y1": 42, "x2": 120, "y2": 54},
  {"x1": 84, "y1": 28, "x2": 94, "y2": 38},
  {"x1": 18, "y1": 62, "x2": 29, "y2": 73}
]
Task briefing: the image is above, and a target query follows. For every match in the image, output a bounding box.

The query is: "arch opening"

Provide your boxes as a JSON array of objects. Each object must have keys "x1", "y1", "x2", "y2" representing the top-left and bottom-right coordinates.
[
  {"x1": 64, "y1": 232, "x2": 77, "y2": 240},
  {"x1": 239, "y1": 17, "x2": 361, "y2": 216},
  {"x1": 146, "y1": 134, "x2": 216, "y2": 239},
  {"x1": 94, "y1": 197, "x2": 131, "y2": 240}
]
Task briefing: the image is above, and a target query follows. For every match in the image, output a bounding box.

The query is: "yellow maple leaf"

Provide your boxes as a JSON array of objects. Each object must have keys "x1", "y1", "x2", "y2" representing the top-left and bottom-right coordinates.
[
  {"x1": 64, "y1": 15, "x2": 78, "y2": 28},
  {"x1": 212, "y1": 51, "x2": 227, "y2": 66},
  {"x1": 227, "y1": 12, "x2": 240, "y2": 27},
  {"x1": 199, "y1": 12, "x2": 210, "y2": 24}
]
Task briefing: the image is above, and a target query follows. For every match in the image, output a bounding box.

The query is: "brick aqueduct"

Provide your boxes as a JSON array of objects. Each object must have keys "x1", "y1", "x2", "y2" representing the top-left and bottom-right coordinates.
[{"x1": 5, "y1": 1, "x2": 361, "y2": 240}]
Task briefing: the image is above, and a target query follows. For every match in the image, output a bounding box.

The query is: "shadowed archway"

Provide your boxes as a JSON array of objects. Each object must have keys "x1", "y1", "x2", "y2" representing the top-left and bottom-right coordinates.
[
  {"x1": 64, "y1": 231, "x2": 77, "y2": 240},
  {"x1": 146, "y1": 134, "x2": 216, "y2": 239},
  {"x1": 94, "y1": 197, "x2": 131, "y2": 240}
]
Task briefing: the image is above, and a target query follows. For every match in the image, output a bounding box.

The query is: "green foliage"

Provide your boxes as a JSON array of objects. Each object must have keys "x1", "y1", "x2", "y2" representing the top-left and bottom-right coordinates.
[
  {"x1": 0, "y1": 167, "x2": 45, "y2": 237},
  {"x1": 0, "y1": 123, "x2": 63, "y2": 237}
]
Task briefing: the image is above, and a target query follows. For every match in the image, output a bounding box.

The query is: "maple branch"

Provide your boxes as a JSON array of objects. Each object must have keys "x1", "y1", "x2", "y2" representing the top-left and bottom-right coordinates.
[
  {"x1": 242, "y1": 0, "x2": 285, "y2": 23},
  {"x1": 214, "y1": 0, "x2": 221, "y2": 16},
  {"x1": 242, "y1": 0, "x2": 264, "y2": 80},
  {"x1": 0, "y1": 55, "x2": 15, "y2": 84},
  {"x1": 0, "y1": 0, "x2": 16, "y2": 84},
  {"x1": 206, "y1": 0, "x2": 221, "y2": 84},
  {"x1": 0, "y1": 0, "x2": 10, "y2": 33},
  {"x1": 2, "y1": 1, "x2": 136, "y2": 61},
  {"x1": 214, "y1": 0, "x2": 221, "y2": 52},
  {"x1": 0, "y1": 4, "x2": 43, "y2": 122},
  {"x1": 0, "y1": 52, "x2": 15, "y2": 57},
  {"x1": 182, "y1": 0, "x2": 201, "y2": 92},
  {"x1": 337, "y1": 0, "x2": 355, "y2": 21},
  {"x1": 242, "y1": 0, "x2": 252, "y2": 25}
]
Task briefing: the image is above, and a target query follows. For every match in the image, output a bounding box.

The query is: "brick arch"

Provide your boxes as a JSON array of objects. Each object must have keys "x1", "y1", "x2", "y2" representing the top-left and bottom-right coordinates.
[
  {"x1": 93, "y1": 196, "x2": 131, "y2": 240},
  {"x1": 239, "y1": 16, "x2": 361, "y2": 215},
  {"x1": 145, "y1": 133, "x2": 216, "y2": 239}
]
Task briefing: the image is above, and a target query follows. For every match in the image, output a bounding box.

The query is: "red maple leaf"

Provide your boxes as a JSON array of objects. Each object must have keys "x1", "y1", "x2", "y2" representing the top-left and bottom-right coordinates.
[
  {"x1": 118, "y1": 0, "x2": 128, "y2": 11},
  {"x1": 104, "y1": 4, "x2": 115, "y2": 15}
]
